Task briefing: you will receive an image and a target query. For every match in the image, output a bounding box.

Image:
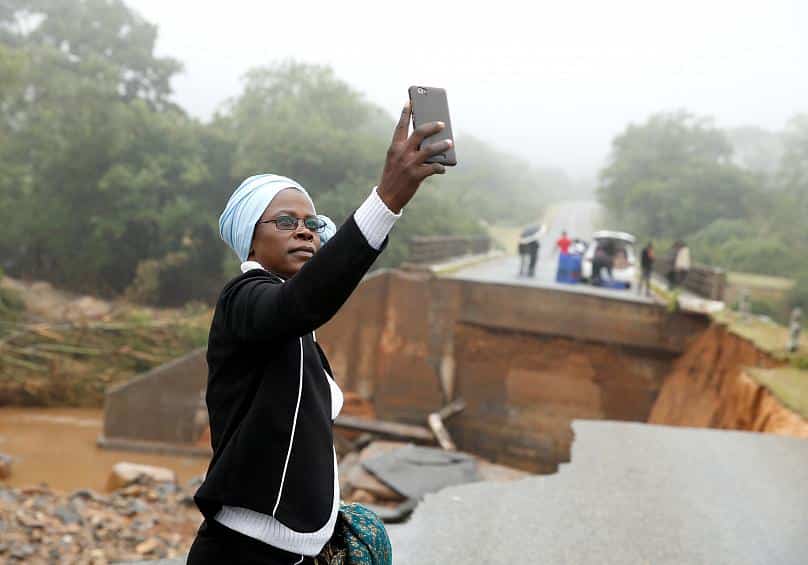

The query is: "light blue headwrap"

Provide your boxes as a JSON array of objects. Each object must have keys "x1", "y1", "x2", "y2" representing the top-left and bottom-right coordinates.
[{"x1": 218, "y1": 174, "x2": 337, "y2": 262}]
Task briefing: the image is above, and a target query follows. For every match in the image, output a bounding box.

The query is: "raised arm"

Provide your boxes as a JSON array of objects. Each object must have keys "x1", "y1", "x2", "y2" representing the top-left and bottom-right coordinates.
[{"x1": 222, "y1": 104, "x2": 453, "y2": 341}]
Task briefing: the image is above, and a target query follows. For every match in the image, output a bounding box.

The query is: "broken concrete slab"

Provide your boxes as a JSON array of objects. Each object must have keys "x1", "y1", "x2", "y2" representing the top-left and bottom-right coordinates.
[
  {"x1": 341, "y1": 441, "x2": 528, "y2": 511},
  {"x1": 386, "y1": 420, "x2": 808, "y2": 565},
  {"x1": 345, "y1": 462, "x2": 405, "y2": 502},
  {"x1": 363, "y1": 444, "x2": 480, "y2": 500}
]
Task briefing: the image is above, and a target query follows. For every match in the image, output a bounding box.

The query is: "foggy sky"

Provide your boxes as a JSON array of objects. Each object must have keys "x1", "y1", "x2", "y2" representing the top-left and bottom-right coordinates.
[{"x1": 127, "y1": 0, "x2": 807, "y2": 179}]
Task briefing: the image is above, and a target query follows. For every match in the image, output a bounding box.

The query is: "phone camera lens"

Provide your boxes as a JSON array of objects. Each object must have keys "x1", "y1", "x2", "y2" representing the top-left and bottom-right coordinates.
[{"x1": 417, "y1": 87, "x2": 427, "y2": 95}]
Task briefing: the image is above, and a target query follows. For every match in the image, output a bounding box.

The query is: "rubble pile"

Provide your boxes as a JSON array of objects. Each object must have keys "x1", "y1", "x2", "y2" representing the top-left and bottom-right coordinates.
[
  {"x1": 338, "y1": 440, "x2": 531, "y2": 519},
  {"x1": 340, "y1": 441, "x2": 409, "y2": 507},
  {"x1": 0, "y1": 476, "x2": 203, "y2": 564}
]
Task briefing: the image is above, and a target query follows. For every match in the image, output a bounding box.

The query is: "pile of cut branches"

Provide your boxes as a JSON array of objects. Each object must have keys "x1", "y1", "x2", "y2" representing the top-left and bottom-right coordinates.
[{"x1": 0, "y1": 304, "x2": 211, "y2": 406}]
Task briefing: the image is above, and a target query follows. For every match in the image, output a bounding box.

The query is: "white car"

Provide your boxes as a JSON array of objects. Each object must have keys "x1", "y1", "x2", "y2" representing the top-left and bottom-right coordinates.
[{"x1": 580, "y1": 231, "x2": 637, "y2": 288}]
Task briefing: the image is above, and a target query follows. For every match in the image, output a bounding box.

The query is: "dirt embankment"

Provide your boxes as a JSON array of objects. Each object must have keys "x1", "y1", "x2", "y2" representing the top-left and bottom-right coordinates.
[
  {"x1": 446, "y1": 323, "x2": 676, "y2": 473},
  {"x1": 649, "y1": 324, "x2": 808, "y2": 437}
]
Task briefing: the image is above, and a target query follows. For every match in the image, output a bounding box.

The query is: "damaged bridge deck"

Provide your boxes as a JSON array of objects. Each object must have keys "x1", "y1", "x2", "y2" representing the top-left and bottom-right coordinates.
[
  {"x1": 102, "y1": 268, "x2": 711, "y2": 474},
  {"x1": 128, "y1": 419, "x2": 808, "y2": 565}
]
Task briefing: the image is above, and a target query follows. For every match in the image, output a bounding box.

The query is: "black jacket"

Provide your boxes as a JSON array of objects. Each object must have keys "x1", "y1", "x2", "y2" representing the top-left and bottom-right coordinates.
[{"x1": 194, "y1": 214, "x2": 386, "y2": 532}]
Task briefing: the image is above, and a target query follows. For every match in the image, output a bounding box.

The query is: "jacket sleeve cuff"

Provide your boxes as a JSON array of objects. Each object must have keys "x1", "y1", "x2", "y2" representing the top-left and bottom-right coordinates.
[{"x1": 353, "y1": 186, "x2": 402, "y2": 251}]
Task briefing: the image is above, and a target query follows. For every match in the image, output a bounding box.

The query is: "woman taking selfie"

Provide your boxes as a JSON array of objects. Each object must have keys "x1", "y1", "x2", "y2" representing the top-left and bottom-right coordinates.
[{"x1": 188, "y1": 105, "x2": 451, "y2": 565}]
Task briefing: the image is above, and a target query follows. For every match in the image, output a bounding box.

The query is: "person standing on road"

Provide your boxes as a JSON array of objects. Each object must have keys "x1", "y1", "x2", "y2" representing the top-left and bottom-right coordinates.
[
  {"x1": 592, "y1": 245, "x2": 612, "y2": 285},
  {"x1": 638, "y1": 241, "x2": 654, "y2": 296},
  {"x1": 556, "y1": 230, "x2": 572, "y2": 255},
  {"x1": 666, "y1": 241, "x2": 680, "y2": 290},
  {"x1": 188, "y1": 104, "x2": 449, "y2": 565},
  {"x1": 517, "y1": 228, "x2": 532, "y2": 276},
  {"x1": 674, "y1": 240, "x2": 691, "y2": 289},
  {"x1": 788, "y1": 306, "x2": 802, "y2": 352},
  {"x1": 517, "y1": 238, "x2": 527, "y2": 276},
  {"x1": 527, "y1": 237, "x2": 540, "y2": 277},
  {"x1": 555, "y1": 230, "x2": 572, "y2": 282}
]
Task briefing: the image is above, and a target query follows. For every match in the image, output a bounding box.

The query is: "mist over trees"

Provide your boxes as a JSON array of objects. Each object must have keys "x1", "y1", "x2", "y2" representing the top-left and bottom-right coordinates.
[
  {"x1": 0, "y1": 0, "x2": 565, "y2": 305},
  {"x1": 6, "y1": 1, "x2": 804, "y2": 311},
  {"x1": 597, "y1": 111, "x2": 808, "y2": 309},
  {"x1": 726, "y1": 125, "x2": 784, "y2": 179}
]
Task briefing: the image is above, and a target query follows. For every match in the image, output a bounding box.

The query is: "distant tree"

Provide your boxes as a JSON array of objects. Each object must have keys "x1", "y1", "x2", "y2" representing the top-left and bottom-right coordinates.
[
  {"x1": 0, "y1": 0, "x2": 223, "y2": 297},
  {"x1": 774, "y1": 115, "x2": 808, "y2": 245},
  {"x1": 726, "y1": 125, "x2": 784, "y2": 181},
  {"x1": 221, "y1": 60, "x2": 560, "y2": 225},
  {"x1": 597, "y1": 111, "x2": 758, "y2": 239},
  {"x1": 597, "y1": 111, "x2": 808, "y2": 306},
  {"x1": 790, "y1": 269, "x2": 808, "y2": 309},
  {"x1": 1, "y1": 0, "x2": 181, "y2": 107},
  {"x1": 0, "y1": 4, "x2": 560, "y2": 301},
  {"x1": 690, "y1": 218, "x2": 791, "y2": 275},
  {"x1": 219, "y1": 61, "x2": 486, "y2": 269},
  {"x1": 223, "y1": 61, "x2": 389, "y2": 195},
  {"x1": 779, "y1": 115, "x2": 808, "y2": 188}
]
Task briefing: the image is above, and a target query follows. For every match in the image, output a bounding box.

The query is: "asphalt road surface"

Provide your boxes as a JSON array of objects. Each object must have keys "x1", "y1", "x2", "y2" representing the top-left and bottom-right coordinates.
[
  {"x1": 449, "y1": 200, "x2": 654, "y2": 304},
  {"x1": 386, "y1": 421, "x2": 808, "y2": 565}
]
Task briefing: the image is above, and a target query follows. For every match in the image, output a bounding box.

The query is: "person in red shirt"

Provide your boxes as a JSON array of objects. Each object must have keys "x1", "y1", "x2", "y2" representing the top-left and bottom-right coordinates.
[{"x1": 556, "y1": 231, "x2": 572, "y2": 255}]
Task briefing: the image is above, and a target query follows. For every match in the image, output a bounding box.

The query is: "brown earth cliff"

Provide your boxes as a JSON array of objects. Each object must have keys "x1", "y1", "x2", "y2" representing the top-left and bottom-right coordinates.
[{"x1": 649, "y1": 324, "x2": 808, "y2": 437}]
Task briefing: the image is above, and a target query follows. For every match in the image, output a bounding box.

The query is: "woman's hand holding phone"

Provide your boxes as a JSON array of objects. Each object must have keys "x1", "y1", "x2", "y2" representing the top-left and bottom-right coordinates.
[{"x1": 377, "y1": 103, "x2": 452, "y2": 214}]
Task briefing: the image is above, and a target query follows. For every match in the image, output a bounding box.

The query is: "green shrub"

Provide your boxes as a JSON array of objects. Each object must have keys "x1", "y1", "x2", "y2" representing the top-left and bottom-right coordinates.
[
  {"x1": 0, "y1": 269, "x2": 25, "y2": 323},
  {"x1": 749, "y1": 299, "x2": 788, "y2": 324},
  {"x1": 126, "y1": 251, "x2": 220, "y2": 307},
  {"x1": 788, "y1": 270, "x2": 808, "y2": 310},
  {"x1": 0, "y1": 285, "x2": 25, "y2": 321}
]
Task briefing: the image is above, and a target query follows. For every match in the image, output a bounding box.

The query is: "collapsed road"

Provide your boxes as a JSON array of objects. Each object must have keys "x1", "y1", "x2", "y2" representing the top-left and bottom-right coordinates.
[{"x1": 126, "y1": 419, "x2": 808, "y2": 565}]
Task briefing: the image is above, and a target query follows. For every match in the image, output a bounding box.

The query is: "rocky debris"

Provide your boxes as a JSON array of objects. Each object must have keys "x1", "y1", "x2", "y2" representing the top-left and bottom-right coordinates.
[
  {"x1": 0, "y1": 476, "x2": 203, "y2": 563},
  {"x1": 135, "y1": 537, "x2": 162, "y2": 556},
  {"x1": 53, "y1": 502, "x2": 83, "y2": 525},
  {"x1": 0, "y1": 452, "x2": 13, "y2": 480},
  {"x1": 106, "y1": 462, "x2": 177, "y2": 492}
]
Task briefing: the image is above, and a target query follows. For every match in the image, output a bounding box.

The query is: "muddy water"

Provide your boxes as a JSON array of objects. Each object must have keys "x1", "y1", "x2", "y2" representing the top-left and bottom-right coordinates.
[{"x1": 0, "y1": 407, "x2": 209, "y2": 492}]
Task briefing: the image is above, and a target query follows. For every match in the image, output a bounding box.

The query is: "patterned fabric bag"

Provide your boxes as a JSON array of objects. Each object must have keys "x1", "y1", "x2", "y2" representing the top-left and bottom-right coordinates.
[{"x1": 315, "y1": 503, "x2": 392, "y2": 565}]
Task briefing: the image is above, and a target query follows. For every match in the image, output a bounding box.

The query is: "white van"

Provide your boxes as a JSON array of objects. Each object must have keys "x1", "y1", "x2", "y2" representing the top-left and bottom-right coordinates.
[{"x1": 580, "y1": 231, "x2": 637, "y2": 288}]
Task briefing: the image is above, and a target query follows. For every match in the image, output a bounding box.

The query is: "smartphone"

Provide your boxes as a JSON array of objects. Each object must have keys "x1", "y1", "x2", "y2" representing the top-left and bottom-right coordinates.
[{"x1": 408, "y1": 86, "x2": 457, "y2": 166}]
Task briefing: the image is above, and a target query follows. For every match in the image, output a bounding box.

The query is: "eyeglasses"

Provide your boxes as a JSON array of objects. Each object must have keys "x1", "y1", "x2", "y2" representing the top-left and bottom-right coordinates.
[{"x1": 257, "y1": 214, "x2": 327, "y2": 233}]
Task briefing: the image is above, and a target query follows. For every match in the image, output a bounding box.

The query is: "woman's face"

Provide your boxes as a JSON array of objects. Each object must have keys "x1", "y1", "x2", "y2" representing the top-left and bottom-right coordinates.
[{"x1": 249, "y1": 188, "x2": 321, "y2": 278}]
